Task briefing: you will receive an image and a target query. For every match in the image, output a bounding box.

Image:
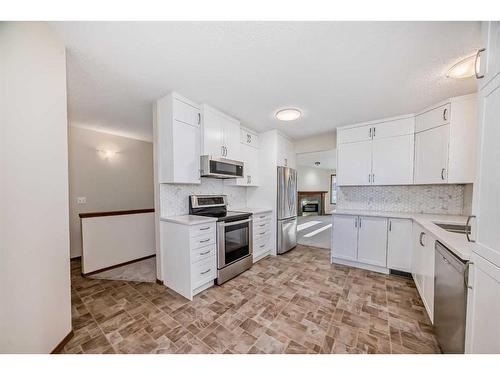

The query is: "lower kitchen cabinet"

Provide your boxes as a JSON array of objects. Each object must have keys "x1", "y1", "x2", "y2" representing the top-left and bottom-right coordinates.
[
  {"x1": 331, "y1": 214, "x2": 388, "y2": 272},
  {"x1": 465, "y1": 252, "x2": 500, "y2": 353},
  {"x1": 357, "y1": 216, "x2": 388, "y2": 267},
  {"x1": 252, "y1": 210, "x2": 273, "y2": 262},
  {"x1": 387, "y1": 218, "x2": 412, "y2": 272},
  {"x1": 411, "y1": 222, "x2": 436, "y2": 323},
  {"x1": 161, "y1": 220, "x2": 217, "y2": 300}
]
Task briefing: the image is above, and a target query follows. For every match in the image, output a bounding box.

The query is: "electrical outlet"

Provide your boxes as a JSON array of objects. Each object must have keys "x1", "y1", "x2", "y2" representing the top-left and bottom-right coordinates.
[{"x1": 77, "y1": 197, "x2": 87, "y2": 204}]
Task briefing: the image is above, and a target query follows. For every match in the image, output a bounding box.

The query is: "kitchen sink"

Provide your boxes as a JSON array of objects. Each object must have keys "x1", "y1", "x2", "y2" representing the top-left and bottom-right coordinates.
[{"x1": 434, "y1": 222, "x2": 470, "y2": 234}]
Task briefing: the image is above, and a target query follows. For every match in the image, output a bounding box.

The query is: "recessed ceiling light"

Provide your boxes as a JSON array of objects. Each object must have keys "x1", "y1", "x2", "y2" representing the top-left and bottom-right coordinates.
[
  {"x1": 446, "y1": 53, "x2": 478, "y2": 79},
  {"x1": 275, "y1": 108, "x2": 302, "y2": 121}
]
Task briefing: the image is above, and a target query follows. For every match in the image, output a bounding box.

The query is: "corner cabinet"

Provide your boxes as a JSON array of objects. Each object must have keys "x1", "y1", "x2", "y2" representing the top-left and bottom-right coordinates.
[
  {"x1": 201, "y1": 104, "x2": 241, "y2": 160},
  {"x1": 277, "y1": 133, "x2": 296, "y2": 168},
  {"x1": 414, "y1": 94, "x2": 477, "y2": 184},
  {"x1": 155, "y1": 93, "x2": 201, "y2": 184},
  {"x1": 337, "y1": 116, "x2": 415, "y2": 186}
]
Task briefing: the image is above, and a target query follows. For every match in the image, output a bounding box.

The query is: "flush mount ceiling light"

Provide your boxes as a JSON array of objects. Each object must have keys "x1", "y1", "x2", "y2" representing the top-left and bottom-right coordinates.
[
  {"x1": 314, "y1": 161, "x2": 321, "y2": 167},
  {"x1": 446, "y1": 52, "x2": 480, "y2": 79},
  {"x1": 275, "y1": 108, "x2": 302, "y2": 121}
]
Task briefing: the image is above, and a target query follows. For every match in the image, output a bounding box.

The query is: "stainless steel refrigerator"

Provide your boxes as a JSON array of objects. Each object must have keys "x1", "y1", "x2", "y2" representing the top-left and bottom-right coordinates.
[{"x1": 277, "y1": 166, "x2": 297, "y2": 254}]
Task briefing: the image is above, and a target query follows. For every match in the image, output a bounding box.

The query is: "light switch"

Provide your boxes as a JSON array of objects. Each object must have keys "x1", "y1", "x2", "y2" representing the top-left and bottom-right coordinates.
[{"x1": 77, "y1": 197, "x2": 87, "y2": 204}]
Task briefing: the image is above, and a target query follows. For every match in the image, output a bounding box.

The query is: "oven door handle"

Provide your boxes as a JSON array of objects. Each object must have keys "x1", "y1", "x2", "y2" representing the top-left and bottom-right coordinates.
[{"x1": 219, "y1": 218, "x2": 253, "y2": 227}]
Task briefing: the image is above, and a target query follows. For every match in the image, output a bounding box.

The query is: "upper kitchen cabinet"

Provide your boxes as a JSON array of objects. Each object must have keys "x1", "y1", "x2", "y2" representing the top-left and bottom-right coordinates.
[
  {"x1": 155, "y1": 92, "x2": 201, "y2": 184},
  {"x1": 225, "y1": 127, "x2": 260, "y2": 187},
  {"x1": 277, "y1": 132, "x2": 296, "y2": 168},
  {"x1": 477, "y1": 21, "x2": 500, "y2": 91},
  {"x1": 414, "y1": 94, "x2": 477, "y2": 184},
  {"x1": 337, "y1": 115, "x2": 415, "y2": 186},
  {"x1": 201, "y1": 104, "x2": 241, "y2": 160}
]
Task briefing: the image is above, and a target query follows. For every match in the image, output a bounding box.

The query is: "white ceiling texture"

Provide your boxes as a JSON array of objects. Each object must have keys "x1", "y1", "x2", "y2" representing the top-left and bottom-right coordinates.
[{"x1": 50, "y1": 22, "x2": 480, "y2": 142}]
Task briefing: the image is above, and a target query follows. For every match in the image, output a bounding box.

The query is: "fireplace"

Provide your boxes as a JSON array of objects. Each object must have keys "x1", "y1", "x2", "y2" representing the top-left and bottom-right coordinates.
[{"x1": 297, "y1": 191, "x2": 327, "y2": 216}]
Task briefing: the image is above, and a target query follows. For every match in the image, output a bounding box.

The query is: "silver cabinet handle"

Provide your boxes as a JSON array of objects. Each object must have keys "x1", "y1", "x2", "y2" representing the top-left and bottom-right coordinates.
[
  {"x1": 368, "y1": 174, "x2": 371, "y2": 183},
  {"x1": 441, "y1": 168, "x2": 446, "y2": 180},
  {"x1": 475, "y1": 48, "x2": 486, "y2": 79},
  {"x1": 419, "y1": 232, "x2": 425, "y2": 247},
  {"x1": 197, "y1": 112, "x2": 201, "y2": 124},
  {"x1": 354, "y1": 217, "x2": 357, "y2": 228},
  {"x1": 259, "y1": 244, "x2": 265, "y2": 248},
  {"x1": 200, "y1": 250, "x2": 211, "y2": 255},
  {"x1": 372, "y1": 174, "x2": 375, "y2": 184},
  {"x1": 466, "y1": 215, "x2": 476, "y2": 243},
  {"x1": 259, "y1": 231, "x2": 266, "y2": 235},
  {"x1": 389, "y1": 220, "x2": 392, "y2": 231},
  {"x1": 443, "y1": 108, "x2": 448, "y2": 121},
  {"x1": 221, "y1": 145, "x2": 224, "y2": 156},
  {"x1": 369, "y1": 128, "x2": 372, "y2": 138},
  {"x1": 259, "y1": 223, "x2": 266, "y2": 227},
  {"x1": 373, "y1": 127, "x2": 376, "y2": 137},
  {"x1": 465, "y1": 262, "x2": 473, "y2": 289},
  {"x1": 200, "y1": 268, "x2": 211, "y2": 275},
  {"x1": 200, "y1": 226, "x2": 210, "y2": 231},
  {"x1": 199, "y1": 238, "x2": 210, "y2": 243}
]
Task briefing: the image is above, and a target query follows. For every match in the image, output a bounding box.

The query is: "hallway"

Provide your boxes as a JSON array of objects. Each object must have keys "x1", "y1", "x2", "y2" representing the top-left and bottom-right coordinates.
[{"x1": 297, "y1": 215, "x2": 332, "y2": 250}]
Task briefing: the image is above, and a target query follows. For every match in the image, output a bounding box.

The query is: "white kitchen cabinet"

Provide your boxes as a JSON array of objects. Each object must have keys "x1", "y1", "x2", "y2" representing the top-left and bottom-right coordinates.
[
  {"x1": 252, "y1": 211, "x2": 273, "y2": 262},
  {"x1": 277, "y1": 133, "x2": 295, "y2": 168},
  {"x1": 465, "y1": 252, "x2": 500, "y2": 353},
  {"x1": 155, "y1": 93, "x2": 201, "y2": 184},
  {"x1": 357, "y1": 216, "x2": 388, "y2": 267},
  {"x1": 337, "y1": 141, "x2": 372, "y2": 186},
  {"x1": 240, "y1": 128, "x2": 259, "y2": 148},
  {"x1": 387, "y1": 218, "x2": 412, "y2": 272},
  {"x1": 414, "y1": 94, "x2": 477, "y2": 185},
  {"x1": 372, "y1": 134, "x2": 414, "y2": 185},
  {"x1": 414, "y1": 124, "x2": 450, "y2": 184},
  {"x1": 331, "y1": 215, "x2": 359, "y2": 261},
  {"x1": 478, "y1": 21, "x2": 500, "y2": 91},
  {"x1": 411, "y1": 222, "x2": 436, "y2": 323},
  {"x1": 201, "y1": 104, "x2": 241, "y2": 160},
  {"x1": 337, "y1": 115, "x2": 415, "y2": 186}
]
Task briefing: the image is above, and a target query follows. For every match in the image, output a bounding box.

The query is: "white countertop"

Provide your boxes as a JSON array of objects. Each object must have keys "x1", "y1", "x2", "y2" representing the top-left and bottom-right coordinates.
[
  {"x1": 331, "y1": 208, "x2": 474, "y2": 261},
  {"x1": 233, "y1": 207, "x2": 273, "y2": 215},
  {"x1": 160, "y1": 215, "x2": 218, "y2": 226}
]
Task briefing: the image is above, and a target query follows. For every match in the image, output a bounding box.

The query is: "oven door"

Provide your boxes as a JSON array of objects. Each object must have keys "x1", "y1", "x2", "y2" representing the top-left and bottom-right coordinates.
[{"x1": 217, "y1": 218, "x2": 253, "y2": 268}]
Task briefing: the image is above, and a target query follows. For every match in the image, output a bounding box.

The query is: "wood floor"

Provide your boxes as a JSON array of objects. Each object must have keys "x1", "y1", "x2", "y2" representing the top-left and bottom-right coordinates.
[{"x1": 62, "y1": 245, "x2": 441, "y2": 354}]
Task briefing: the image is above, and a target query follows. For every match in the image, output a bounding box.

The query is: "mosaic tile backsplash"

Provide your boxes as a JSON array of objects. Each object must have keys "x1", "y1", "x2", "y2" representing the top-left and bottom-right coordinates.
[
  {"x1": 160, "y1": 178, "x2": 247, "y2": 217},
  {"x1": 337, "y1": 184, "x2": 471, "y2": 215}
]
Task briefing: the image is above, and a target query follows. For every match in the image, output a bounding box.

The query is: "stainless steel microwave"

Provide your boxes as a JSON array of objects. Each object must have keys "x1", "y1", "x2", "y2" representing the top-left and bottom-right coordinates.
[{"x1": 200, "y1": 155, "x2": 244, "y2": 179}]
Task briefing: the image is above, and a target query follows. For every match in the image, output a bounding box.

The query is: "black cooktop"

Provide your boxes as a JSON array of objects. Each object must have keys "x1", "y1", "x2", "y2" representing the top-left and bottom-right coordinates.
[{"x1": 194, "y1": 210, "x2": 251, "y2": 222}]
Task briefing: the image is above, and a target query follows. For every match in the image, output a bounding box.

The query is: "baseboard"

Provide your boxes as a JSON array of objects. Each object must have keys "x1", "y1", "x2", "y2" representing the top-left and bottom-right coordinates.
[
  {"x1": 155, "y1": 278, "x2": 163, "y2": 285},
  {"x1": 51, "y1": 330, "x2": 74, "y2": 354},
  {"x1": 82, "y1": 254, "x2": 155, "y2": 277},
  {"x1": 390, "y1": 269, "x2": 412, "y2": 278},
  {"x1": 331, "y1": 257, "x2": 390, "y2": 274}
]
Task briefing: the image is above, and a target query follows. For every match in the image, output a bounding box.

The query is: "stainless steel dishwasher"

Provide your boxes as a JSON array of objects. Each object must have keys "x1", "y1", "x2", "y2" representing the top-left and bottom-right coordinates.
[{"x1": 434, "y1": 241, "x2": 470, "y2": 353}]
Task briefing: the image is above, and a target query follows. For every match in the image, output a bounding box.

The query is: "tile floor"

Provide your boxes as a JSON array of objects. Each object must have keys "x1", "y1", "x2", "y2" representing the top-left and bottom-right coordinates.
[
  {"x1": 62, "y1": 245, "x2": 441, "y2": 354},
  {"x1": 297, "y1": 215, "x2": 331, "y2": 249}
]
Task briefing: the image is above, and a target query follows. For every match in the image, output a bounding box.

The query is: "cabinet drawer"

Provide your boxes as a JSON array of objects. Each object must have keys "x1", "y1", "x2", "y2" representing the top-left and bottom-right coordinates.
[
  {"x1": 253, "y1": 212, "x2": 272, "y2": 224},
  {"x1": 191, "y1": 244, "x2": 216, "y2": 264},
  {"x1": 254, "y1": 235, "x2": 272, "y2": 258},
  {"x1": 254, "y1": 222, "x2": 272, "y2": 239},
  {"x1": 190, "y1": 231, "x2": 216, "y2": 249},
  {"x1": 189, "y1": 223, "x2": 216, "y2": 238},
  {"x1": 173, "y1": 98, "x2": 201, "y2": 127},
  {"x1": 191, "y1": 257, "x2": 216, "y2": 289},
  {"x1": 416, "y1": 103, "x2": 451, "y2": 132}
]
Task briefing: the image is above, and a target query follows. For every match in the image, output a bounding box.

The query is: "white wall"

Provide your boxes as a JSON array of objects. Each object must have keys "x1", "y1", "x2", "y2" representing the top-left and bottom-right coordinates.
[
  {"x1": 68, "y1": 126, "x2": 154, "y2": 258},
  {"x1": 0, "y1": 22, "x2": 72, "y2": 353},
  {"x1": 297, "y1": 165, "x2": 336, "y2": 213},
  {"x1": 294, "y1": 131, "x2": 336, "y2": 154}
]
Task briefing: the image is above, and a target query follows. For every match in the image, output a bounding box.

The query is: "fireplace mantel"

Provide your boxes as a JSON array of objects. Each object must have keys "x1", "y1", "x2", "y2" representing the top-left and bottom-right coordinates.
[{"x1": 298, "y1": 191, "x2": 328, "y2": 216}]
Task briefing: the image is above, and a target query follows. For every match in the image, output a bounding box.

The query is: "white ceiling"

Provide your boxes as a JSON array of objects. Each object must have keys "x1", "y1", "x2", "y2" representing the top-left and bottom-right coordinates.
[
  {"x1": 297, "y1": 150, "x2": 336, "y2": 170},
  {"x1": 50, "y1": 22, "x2": 480, "y2": 142}
]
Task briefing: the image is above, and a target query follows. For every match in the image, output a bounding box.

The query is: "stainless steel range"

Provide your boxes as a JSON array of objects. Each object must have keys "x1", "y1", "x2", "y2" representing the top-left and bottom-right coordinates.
[{"x1": 189, "y1": 195, "x2": 253, "y2": 284}]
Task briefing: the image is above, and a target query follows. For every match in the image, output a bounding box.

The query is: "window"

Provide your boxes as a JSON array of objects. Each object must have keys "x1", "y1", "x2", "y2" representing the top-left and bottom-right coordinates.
[{"x1": 330, "y1": 174, "x2": 337, "y2": 205}]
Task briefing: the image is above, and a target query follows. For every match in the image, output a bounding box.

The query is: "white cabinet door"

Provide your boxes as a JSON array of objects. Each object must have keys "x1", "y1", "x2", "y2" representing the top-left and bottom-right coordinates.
[
  {"x1": 240, "y1": 128, "x2": 259, "y2": 148},
  {"x1": 172, "y1": 121, "x2": 201, "y2": 184},
  {"x1": 332, "y1": 215, "x2": 358, "y2": 261},
  {"x1": 357, "y1": 216, "x2": 388, "y2": 267},
  {"x1": 414, "y1": 124, "x2": 450, "y2": 184},
  {"x1": 372, "y1": 134, "x2": 414, "y2": 185},
  {"x1": 222, "y1": 116, "x2": 240, "y2": 160},
  {"x1": 202, "y1": 106, "x2": 224, "y2": 157},
  {"x1": 337, "y1": 124, "x2": 373, "y2": 144},
  {"x1": 422, "y1": 231, "x2": 436, "y2": 323},
  {"x1": 277, "y1": 134, "x2": 295, "y2": 168},
  {"x1": 412, "y1": 223, "x2": 426, "y2": 295},
  {"x1": 173, "y1": 98, "x2": 201, "y2": 127},
  {"x1": 478, "y1": 21, "x2": 500, "y2": 90},
  {"x1": 465, "y1": 252, "x2": 500, "y2": 353},
  {"x1": 387, "y1": 218, "x2": 412, "y2": 272},
  {"x1": 372, "y1": 117, "x2": 414, "y2": 139},
  {"x1": 337, "y1": 141, "x2": 372, "y2": 186},
  {"x1": 415, "y1": 103, "x2": 451, "y2": 132},
  {"x1": 473, "y1": 77, "x2": 500, "y2": 267}
]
